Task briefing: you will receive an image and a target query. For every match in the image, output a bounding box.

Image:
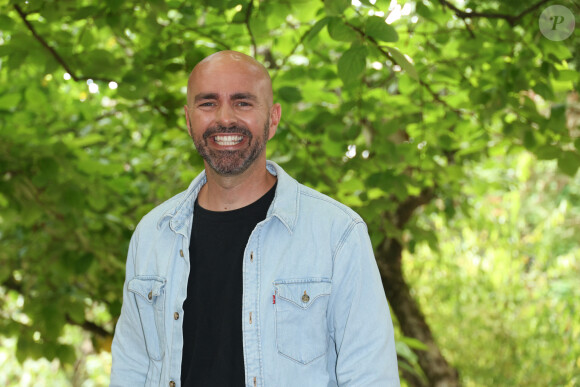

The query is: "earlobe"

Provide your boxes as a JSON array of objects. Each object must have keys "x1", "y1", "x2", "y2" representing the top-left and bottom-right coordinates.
[{"x1": 268, "y1": 103, "x2": 282, "y2": 140}]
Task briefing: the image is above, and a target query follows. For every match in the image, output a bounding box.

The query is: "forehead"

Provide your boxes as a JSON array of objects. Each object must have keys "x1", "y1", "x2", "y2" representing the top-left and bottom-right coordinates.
[
  {"x1": 194, "y1": 68, "x2": 262, "y2": 91},
  {"x1": 188, "y1": 55, "x2": 272, "y2": 103}
]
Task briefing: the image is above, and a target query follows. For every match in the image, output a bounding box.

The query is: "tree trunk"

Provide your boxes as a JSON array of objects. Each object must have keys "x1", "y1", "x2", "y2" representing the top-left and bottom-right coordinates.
[
  {"x1": 376, "y1": 190, "x2": 460, "y2": 386},
  {"x1": 377, "y1": 237, "x2": 460, "y2": 387}
]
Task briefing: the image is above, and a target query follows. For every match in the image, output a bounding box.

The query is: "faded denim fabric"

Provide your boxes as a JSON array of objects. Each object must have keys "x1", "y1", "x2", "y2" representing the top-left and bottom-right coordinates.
[{"x1": 110, "y1": 161, "x2": 400, "y2": 387}]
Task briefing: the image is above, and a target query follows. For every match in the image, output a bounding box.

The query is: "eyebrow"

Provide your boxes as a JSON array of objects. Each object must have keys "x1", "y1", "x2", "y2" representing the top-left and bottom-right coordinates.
[
  {"x1": 194, "y1": 93, "x2": 218, "y2": 103},
  {"x1": 193, "y1": 92, "x2": 258, "y2": 103},
  {"x1": 231, "y1": 93, "x2": 257, "y2": 101}
]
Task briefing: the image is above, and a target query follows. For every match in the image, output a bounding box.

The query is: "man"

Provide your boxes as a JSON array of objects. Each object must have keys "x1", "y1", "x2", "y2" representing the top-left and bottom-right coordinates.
[{"x1": 111, "y1": 51, "x2": 400, "y2": 387}]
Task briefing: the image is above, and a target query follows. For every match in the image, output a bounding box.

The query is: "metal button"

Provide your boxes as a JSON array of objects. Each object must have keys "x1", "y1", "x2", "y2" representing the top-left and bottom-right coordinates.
[
  {"x1": 174, "y1": 312, "x2": 179, "y2": 320},
  {"x1": 301, "y1": 291, "x2": 310, "y2": 303},
  {"x1": 169, "y1": 381, "x2": 176, "y2": 387},
  {"x1": 148, "y1": 291, "x2": 153, "y2": 300},
  {"x1": 179, "y1": 249, "x2": 184, "y2": 257}
]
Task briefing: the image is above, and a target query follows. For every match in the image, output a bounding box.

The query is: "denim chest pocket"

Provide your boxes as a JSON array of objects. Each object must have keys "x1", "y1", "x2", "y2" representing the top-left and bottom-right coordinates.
[
  {"x1": 128, "y1": 276, "x2": 166, "y2": 361},
  {"x1": 274, "y1": 278, "x2": 331, "y2": 365}
]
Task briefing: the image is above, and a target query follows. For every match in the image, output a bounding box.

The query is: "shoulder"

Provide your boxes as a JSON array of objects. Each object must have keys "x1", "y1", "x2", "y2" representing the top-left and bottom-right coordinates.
[
  {"x1": 297, "y1": 183, "x2": 364, "y2": 225},
  {"x1": 142, "y1": 191, "x2": 188, "y2": 225},
  {"x1": 130, "y1": 192, "x2": 184, "y2": 242},
  {"x1": 268, "y1": 161, "x2": 365, "y2": 233},
  {"x1": 132, "y1": 169, "x2": 206, "y2": 236}
]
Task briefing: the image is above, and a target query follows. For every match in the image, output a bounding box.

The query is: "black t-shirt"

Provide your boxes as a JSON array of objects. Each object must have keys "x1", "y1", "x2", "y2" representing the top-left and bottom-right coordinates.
[{"x1": 181, "y1": 182, "x2": 276, "y2": 386}]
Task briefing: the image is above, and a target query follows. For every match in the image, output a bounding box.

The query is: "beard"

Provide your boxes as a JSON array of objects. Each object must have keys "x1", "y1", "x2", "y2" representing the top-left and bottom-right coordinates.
[{"x1": 192, "y1": 119, "x2": 270, "y2": 176}]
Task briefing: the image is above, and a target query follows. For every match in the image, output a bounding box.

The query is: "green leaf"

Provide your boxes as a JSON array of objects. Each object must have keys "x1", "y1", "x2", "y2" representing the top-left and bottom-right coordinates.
[
  {"x1": 534, "y1": 145, "x2": 560, "y2": 160},
  {"x1": 73, "y1": 6, "x2": 101, "y2": 20},
  {"x1": 400, "y1": 336, "x2": 429, "y2": 351},
  {"x1": 395, "y1": 340, "x2": 418, "y2": 363},
  {"x1": 25, "y1": 86, "x2": 47, "y2": 107},
  {"x1": 338, "y1": 45, "x2": 367, "y2": 85},
  {"x1": 66, "y1": 299, "x2": 86, "y2": 324},
  {"x1": 557, "y1": 151, "x2": 580, "y2": 177},
  {"x1": 523, "y1": 130, "x2": 536, "y2": 150},
  {"x1": 556, "y1": 69, "x2": 579, "y2": 82},
  {"x1": 365, "y1": 16, "x2": 398, "y2": 42},
  {"x1": 547, "y1": 104, "x2": 567, "y2": 135},
  {"x1": 384, "y1": 46, "x2": 418, "y2": 80},
  {"x1": 0, "y1": 15, "x2": 15, "y2": 30},
  {"x1": 327, "y1": 17, "x2": 358, "y2": 42},
  {"x1": 532, "y1": 81, "x2": 554, "y2": 100},
  {"x1": 34, "y1": 156, "x2": 60, "y2": 186},
  {"x1": 56, "y1": 344, "x2": 76, "y2": 364},
  {"x1": 277, "y1": 86, "x2": 302, "y2": 102},
  {"x1": 0, "y1": 92, "x2": 21, "y2": 110},
  {"x1": 306, "y1": 17, "x2": 329, "y2": 41},
  {"x1": 324, "y1": 0, "x2": 350, "y2": 15}
]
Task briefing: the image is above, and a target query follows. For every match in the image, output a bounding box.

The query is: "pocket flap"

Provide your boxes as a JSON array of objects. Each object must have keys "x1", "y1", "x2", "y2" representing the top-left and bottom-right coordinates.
[
  {"x1": 274, "y1": 279, "x2": 331, "y2": 309},
  {"x1": 128, "y1": 276, "x2": 166, "y2": 303}
]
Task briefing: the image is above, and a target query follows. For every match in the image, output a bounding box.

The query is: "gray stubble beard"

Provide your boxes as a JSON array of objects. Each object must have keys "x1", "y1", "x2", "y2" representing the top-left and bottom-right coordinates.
[{"x1": 193, "y1": 119, "x2": 270, "y2": 176}]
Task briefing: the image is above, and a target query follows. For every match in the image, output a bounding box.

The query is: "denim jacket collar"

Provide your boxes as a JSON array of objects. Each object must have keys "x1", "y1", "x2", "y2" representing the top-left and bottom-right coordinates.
[{"x1": 156, "y1": 161, "x2": 298, "y2": 235}]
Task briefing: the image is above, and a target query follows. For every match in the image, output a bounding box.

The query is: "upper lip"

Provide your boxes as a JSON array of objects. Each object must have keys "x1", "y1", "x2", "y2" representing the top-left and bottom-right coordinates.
[{"x1": 203, "y1": 125, "x2": 252, "y2": 140}]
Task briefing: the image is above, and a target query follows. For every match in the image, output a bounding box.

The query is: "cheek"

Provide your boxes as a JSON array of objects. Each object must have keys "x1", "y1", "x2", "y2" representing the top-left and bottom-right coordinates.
[{"x1": 189, "y1": 114, "x2": 211, "y2": 131}]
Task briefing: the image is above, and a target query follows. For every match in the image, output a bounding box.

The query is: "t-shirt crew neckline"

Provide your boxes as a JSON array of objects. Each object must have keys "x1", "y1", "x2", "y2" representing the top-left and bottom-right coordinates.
[{"x1": 193, "y1": 181, "x2": 277, "y2": 222}]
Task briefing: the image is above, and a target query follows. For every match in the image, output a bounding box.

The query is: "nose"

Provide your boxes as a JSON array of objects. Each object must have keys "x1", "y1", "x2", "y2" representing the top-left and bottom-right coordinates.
[{"x1": 216, "y1": 103, "x2": 237, "y2": 127}]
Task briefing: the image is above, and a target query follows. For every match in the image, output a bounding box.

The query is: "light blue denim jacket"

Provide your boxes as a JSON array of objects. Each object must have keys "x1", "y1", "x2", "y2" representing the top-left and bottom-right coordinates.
[{"x1": 111, "y1": 161, "x2": 400, "y2": 387}]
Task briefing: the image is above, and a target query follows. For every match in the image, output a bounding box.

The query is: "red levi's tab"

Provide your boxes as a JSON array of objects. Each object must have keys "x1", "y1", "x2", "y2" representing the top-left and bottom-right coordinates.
[{"x1": 273, "y1": 294, "x2": 276, "y2": 304}]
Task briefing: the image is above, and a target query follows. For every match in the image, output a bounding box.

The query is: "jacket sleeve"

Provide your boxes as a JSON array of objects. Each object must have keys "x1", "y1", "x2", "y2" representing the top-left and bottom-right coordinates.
[
  {"x1": 329, "y1": 221, "x2": 400, "y2": 387},
  {"x1": 110, "y1": 228, "x2": 148, "y2": 386}
]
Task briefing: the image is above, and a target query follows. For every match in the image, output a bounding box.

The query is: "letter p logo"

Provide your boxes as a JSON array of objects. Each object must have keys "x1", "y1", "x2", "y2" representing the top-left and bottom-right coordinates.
[
  {"x1": 550, "y1": 15, "x2": 565, "y2": 30},
  {"x1": 539, "y1": 6, "x2": 575, "y2": 41}
]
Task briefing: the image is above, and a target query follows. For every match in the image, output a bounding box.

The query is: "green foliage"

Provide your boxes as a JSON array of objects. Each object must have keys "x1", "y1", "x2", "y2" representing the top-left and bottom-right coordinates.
[
  {"x1": 406, "y1": 156, "x2": 580, "y2": 386},
  {"x1": 0, "y1": 0, "x2": 578, "y2": 385}
]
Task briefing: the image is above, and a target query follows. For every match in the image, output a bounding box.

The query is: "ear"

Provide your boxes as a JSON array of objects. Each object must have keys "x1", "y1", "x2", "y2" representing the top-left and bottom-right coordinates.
[
  {"x1": 184, "y1": 105, "x2": 194, "y2": 138},
  {"x1": 268, "y1": 103, "x2": 281, "y2": 140}
]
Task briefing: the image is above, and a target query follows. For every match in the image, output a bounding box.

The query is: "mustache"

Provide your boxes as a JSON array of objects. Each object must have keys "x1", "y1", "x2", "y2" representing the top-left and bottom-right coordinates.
[{"x1": 203, "y1": 125, "x2": 253, "y2": 140}]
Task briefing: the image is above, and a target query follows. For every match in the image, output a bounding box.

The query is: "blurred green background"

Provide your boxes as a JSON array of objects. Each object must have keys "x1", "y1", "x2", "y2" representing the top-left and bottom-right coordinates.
[{"x1": 0, "y1": 0, "x2": 578, "y2": 385}]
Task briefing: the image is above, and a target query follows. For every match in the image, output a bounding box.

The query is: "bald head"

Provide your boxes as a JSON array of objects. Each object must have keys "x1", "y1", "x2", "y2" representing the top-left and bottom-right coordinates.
[{"x1": 187, "y1": 51, "x2": 273, "y2": 108}]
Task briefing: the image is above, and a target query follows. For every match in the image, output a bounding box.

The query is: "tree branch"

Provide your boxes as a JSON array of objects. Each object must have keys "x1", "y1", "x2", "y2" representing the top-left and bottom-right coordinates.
[
  {"x1": 462, "y1": 18, "x2": 476, "y2": 39},
  {"x1": 437, "y1": 0, "x2": 553, "y2": 26},
  {"x1": 272, "y1": 22, "x2": 318, "y2": 81},
  {"x1": 65, "y1": 316, "x2": 112, "y2": 339},
  {"x1": 244, "y1": 1, "x2": 257, "y2": 57},
  {"x1": 185, "y1": 26, "x2": 232, "y2": 51},
  {"x1": 143, "y1": 98, "x2": 170, "y2": 118},
  {"x1": 395, "y1": 188, "x2": 435, "y2": 228},
  {"x1": 14, "y1": 4, "x2": 112, "y2": 83},
  {"x1": 343, "y1": 20, "x2": 463, "y2": 116}
]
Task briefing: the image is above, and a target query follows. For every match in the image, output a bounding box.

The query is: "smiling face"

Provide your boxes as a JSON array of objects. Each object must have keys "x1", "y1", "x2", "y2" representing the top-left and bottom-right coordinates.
[{"x1": 185, "y1": 51, "x2": 281, "y2": 176}]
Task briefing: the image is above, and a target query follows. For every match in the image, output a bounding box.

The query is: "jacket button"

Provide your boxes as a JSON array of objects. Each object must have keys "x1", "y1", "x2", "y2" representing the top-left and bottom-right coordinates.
[
  {"x1": 148, "y1": 291, "x2": 153, "y2": 300},
  {"x1": 301, "y1": 291, "x2": 310, "y2": 303},
  {"x1": 169, "y1": 381, "x2": 176, "y2": 387},
  {"x1": 174, "y1": 312, "x2": 179, "y2": 320},
  {"x1": 180, "y1": 249, "x2": 184, "y2": 257}
]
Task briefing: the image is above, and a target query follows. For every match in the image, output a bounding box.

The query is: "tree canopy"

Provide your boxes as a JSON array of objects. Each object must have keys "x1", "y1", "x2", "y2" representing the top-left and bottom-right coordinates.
[{"x1": 0, "y1": 0, "x2": 578, "y2": 385}]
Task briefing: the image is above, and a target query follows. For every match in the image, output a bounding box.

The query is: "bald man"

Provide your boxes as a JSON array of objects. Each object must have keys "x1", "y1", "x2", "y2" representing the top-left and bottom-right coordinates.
[{"x1": 111, "y1": 51, "x2": 400, "y2": 387}]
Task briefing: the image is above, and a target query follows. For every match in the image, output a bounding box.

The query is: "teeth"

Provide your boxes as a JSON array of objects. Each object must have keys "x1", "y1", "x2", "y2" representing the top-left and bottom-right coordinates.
[{"x1": 214, "y1": 135, "x2": 243, "y2": 146}]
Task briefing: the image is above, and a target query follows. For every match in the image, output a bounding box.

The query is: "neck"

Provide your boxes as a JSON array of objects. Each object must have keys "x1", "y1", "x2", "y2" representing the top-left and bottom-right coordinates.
[{"x1": 198, "y1": 159, "x2": 276, "y2": 211}]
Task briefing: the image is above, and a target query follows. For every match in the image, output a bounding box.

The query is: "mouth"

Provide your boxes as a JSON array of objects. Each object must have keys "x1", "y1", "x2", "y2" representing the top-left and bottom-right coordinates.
[{"x1": 213, "y1": 134, "x2": 244, "y2": 146}]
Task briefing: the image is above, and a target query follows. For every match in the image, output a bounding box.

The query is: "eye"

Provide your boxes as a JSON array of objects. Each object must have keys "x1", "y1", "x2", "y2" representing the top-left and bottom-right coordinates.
[
  {"x1": 236, "y1": 101, "x2": 252, "y2": 107},
  {"x1": 198, "y1": 102, "x2": 215, "y2": 107}
]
